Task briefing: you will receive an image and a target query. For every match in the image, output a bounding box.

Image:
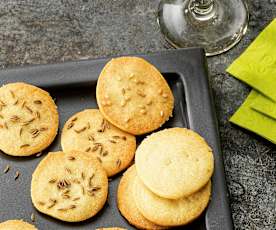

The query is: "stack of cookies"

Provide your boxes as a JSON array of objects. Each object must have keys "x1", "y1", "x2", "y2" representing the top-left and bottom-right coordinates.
[
  {"x1": 0, "y1": 56, "x2": 214, "y2": 229},
  {"x1": 118, "y1": 128, "x2": 214, "y2": 228}
]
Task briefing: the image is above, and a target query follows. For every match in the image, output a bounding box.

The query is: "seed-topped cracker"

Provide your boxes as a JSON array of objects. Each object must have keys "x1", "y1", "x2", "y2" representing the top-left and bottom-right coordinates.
[
  {"x1": 31, "y1": 151, "x2": 108, "y2": 222},
  {"x1": 96, "y1": 57, "x2": 174, "y2": 135},
  {"x1": 61, "y1": 109, "x2": 136, "y2": 177},
  {"x1": 0, "y1": 82, "x2": 58, "y2": 156}
]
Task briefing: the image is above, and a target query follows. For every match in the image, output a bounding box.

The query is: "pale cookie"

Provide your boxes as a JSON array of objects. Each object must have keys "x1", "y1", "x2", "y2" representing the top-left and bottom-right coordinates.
[
  {"x1": 31, "y1": 151, "x2": 108, "y2": 222},
  {"x1": 0, "y1": 220, "x2": 37, "y2": 230},
  {"x1": 61, "y1": 109, "x2": 136, "y2": 177},
  {"x1": 134, "y1": 176, "x2": 211, "y2": 226},
  {"x1": 0, "y1": 82, "x2": 58, "y2": 156},
  {"x1": 135, "y1": 128, "x2": 214, "y2": 199},
  {"x1": 96, "y1": 57, "x2": 174, "y2": 135},
  {"x1": 117, "y1": 165, "x2": 166, "y2": 230}
]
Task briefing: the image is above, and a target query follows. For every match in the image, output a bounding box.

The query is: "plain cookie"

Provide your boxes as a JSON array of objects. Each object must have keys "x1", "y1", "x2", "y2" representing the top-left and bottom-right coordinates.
[
  {"x1": 96, "y1": 57, "x2": 174, "y2": 135},
  {"x1": 117, "y1": 165, "x2": 166, "y2": 229},
  {"x1": 135, "y1": 128, "x2": 214, "y2": 199},
  {"x1": 134, "y1": 176, "x2": 211, "y2": 226},
  {"x1": 0, "y1": 220, "x2": 37, "y2": 230},
  {"x1": 31, "y1": 151, "x2": 108, "y2": 222},
  {"x1": 0, "y1": 82, "x2": 58, "y2": 156},
  {"x1": 61, "y1": 109, "x2": 136, "y2": 177}
]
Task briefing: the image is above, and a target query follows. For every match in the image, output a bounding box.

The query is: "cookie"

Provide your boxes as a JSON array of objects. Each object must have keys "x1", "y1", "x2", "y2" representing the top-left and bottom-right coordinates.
[
  {"x1": 117, "y1": 165, "x2": 166, "y2": 229},
  {"x1": 0, "y1": 82, "x2": 58, "y2": 156},
  {"x1": 134, "y1": 176, "x2": 211, "y2": 226},
  {"x1": 135, "y1": 128, "x2": 214, "y2": 199},
  {"x1": 0, "y1": 220, "x2": 37, "y2": 230},
  {"x1": 96, "y1": 57, "x2": 174, "y2": 135},
  {"x1": 31, "y1": 150, "x2": 108, "y2": 222},
  {"x1": 61, "y1": 109, "x2": 136, "y2": 177}
]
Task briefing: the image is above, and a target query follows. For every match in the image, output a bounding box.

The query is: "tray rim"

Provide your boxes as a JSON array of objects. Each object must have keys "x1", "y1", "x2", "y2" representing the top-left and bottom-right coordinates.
[{"x1": 0, "y1": 48, "x2": 233, "y2": 230}]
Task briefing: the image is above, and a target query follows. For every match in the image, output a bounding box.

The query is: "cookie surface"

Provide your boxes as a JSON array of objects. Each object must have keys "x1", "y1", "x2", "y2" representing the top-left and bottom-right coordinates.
[
  {"x1": 134, "y1": 176, "x2": 211, "y2": 226},
  {"x1": 61, "y1": 109, "x2": 136, "y2": 177},
  {"x1": 0, "y1": 220, "x2": 37, "y2": 230},
  {"x1": 96, "y1": 57, "x2": 174, "y2": 135},
  {"x1": 135, "y1": 128, "x2": 214, "y2": 199},
  {"x1": 31, "y1": 151, "x2": 108, "y2": 222},
  {"x1": 0, "y1": 82, "x2": 58, "y2": 156},
  {"x1": 117, "y1": 165, "x2": 166, "y2": 229}
]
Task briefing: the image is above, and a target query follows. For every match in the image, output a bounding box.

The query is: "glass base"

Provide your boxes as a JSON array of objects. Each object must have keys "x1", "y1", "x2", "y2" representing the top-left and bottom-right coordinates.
[{"x1": 157, "y1": 0, "x2": 249, "y2": 56}]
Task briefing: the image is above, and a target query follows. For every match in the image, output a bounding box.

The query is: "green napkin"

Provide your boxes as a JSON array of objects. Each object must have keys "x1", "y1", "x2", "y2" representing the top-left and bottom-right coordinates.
[
  {"x1": 227, "y1": 19, "x2": 276, "y2": 101},
  {"x1": 230, "y1": 90, "x2": 276, "y2": 144},
  {"x1": 227, "y1": 19, "x2": 276, "y2": 143},
  {"x1": 250, "y1": 94, "x2": 276, "y2": 120}
]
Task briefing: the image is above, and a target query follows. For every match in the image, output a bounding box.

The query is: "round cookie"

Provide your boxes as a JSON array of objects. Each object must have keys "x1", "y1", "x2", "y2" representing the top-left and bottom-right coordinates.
[
  {"x1": 61, "y1": 109, "x2": 136, "y2": 177},
  {"x1": 133, "y1": 176, "x2": 211, "y2": 226},
  {"x1": 96, "y1": 56, "x2": 174, "y2": 135},
  {"x1": 135, "y1": 128, "x2": 214, "y2": 199},
  {"x1": 0, "y1": 82, "x2": 58, "y2": 156},
  {"x1": 31, "y1": 150, "x2": 108, "y2": 222},
  {"x1": 0, "y1": 220, "x2": 37, "y2": 230},
  {"x1": 117, "y1": 165, "x2": 166, "y2": 229}
]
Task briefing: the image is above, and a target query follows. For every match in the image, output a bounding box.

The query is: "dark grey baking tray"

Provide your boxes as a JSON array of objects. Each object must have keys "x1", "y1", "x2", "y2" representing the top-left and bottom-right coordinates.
[{"x1": 0, "y1": 48, "x2": 233, "y2": 230}]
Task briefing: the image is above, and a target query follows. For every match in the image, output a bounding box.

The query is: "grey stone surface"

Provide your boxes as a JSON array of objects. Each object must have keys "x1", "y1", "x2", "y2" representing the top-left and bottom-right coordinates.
[{"x1": 0, "y1": 0, "x2": 275, "y2": 229}]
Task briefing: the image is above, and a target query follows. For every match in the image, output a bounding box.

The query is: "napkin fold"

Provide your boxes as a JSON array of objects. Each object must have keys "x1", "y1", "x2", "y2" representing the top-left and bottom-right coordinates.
[
  {"x1": 227, "y1": 19, "x2": 276, "y2": 143},
  {"x1": 230, "y1": 91, "x2": 276, "y2": 144}
]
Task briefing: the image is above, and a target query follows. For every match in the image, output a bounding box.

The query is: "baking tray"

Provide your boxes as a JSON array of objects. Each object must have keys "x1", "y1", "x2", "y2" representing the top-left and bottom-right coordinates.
[{"x1": 0, "y1": 48, "x2": 233, "y2": 230}]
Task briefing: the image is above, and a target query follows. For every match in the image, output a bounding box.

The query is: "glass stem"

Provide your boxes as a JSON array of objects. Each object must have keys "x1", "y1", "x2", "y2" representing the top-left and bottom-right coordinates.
[{"x1": 189, "y1": 0, "x2": 216, "y2": 20}]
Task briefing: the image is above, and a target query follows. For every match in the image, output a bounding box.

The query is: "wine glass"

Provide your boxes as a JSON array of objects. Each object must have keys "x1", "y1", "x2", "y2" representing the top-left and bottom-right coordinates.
[{"x1": 157, "y1": 0, "x2": 249, "y2": 56}]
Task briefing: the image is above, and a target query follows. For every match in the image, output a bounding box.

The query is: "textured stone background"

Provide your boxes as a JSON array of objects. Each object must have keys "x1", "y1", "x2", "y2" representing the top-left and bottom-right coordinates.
[{"x1": 0, "y1": 0, "x2": 275, "y2": 229}]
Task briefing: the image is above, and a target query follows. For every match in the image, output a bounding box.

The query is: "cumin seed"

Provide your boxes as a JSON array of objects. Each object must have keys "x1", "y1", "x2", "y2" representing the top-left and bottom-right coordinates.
[
  {"x1": 25, "y1": 105, "x2": 33, "y2": 114},
  {"x1": 88, "y1": 134, "x2": 95, "y2": 141},
  {"x1": 102, "y1": 151, "x2": 108, "y2": 157},
  {"x1": 67, "y1": 122, "x2": 74, "y2": 129},
  {"x1": 34, "y1": 100, "x2": 42, "y2": 105},
  {"x1": 81, "y1": 185, "x2": 85, "y2": 195},
  {"x1": 68, "y1": 156, "x2": 75, "y2": 161},
  {"x1": 36, "y1": 152, "x2": 42, "y2": 157},
  {"x1": 20, "y1": 144, "x2": 30, "y2": 148},
  {"x1": 19, "y1": 127, "x2": 23, "y2": 136},
  {"x1": 81, "y1": 172, "x2": 85, "y2": 180},
  {"x1": 13, "y1": 99, "x2": 18, "y2": 105},
  {"x1": 97, "y1": 157, "x2": 102, "y2": 163},
  {"x1": 73, "y1": 197, "x2": 80, "y2": 201},
  {"x1": 31, "y1": 213, "x2": 35, "y2": 222},
  {"x1": 74, "y1": 126, "x2": 87, "y2": 133},
  {"x1": 21, "y1": 101, "x2": 26, "y2": 108},
  {"x1": 116, "y1": 159, "x2": 121, "y2": 168},
  {"x1": 49, "y1": 179, "x2": 57, "y2": 184},
  {"x1": 0, "y1": 100, "x2": 6, "y2": 106},
  {"x1": 71, "y1": 117, "x2": 78, "y2": 122},
  {"x1": 35, "y1": 111, "x2": 40, "y2": 120},
  {"x1": 109, "y1": 139, "x2": 117, "y2": 144},
  {"x1": 85, "y1": 147, "x2": 91, "y2": 152},
  {"x1": 38, "y1": 201, "x2": 45, "y2": 206},
  {"x1": 14, "y1": 171, "x2": 20, "y2": 180},
  {"x1": 3, "y1": 165, "x2": 10, "y2": 173},
  {"x1": 10, "y1": 90, "x2": 15, "y2": 98}
]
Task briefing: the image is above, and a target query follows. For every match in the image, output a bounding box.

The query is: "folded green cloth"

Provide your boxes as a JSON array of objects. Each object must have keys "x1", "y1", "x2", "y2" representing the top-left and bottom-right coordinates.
[
  {"x1": 230, "y1": 90, "x2": 276, "y2": 144},
  {"x1": 227, "y1": 19, "x2": 276, "y2": 101},
  {"x1": 227, "y1": 19, "x2": 276, "y2": 143},
  {"x1": 250, "y1": 94, "x2": 276, "y2": 120}
]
